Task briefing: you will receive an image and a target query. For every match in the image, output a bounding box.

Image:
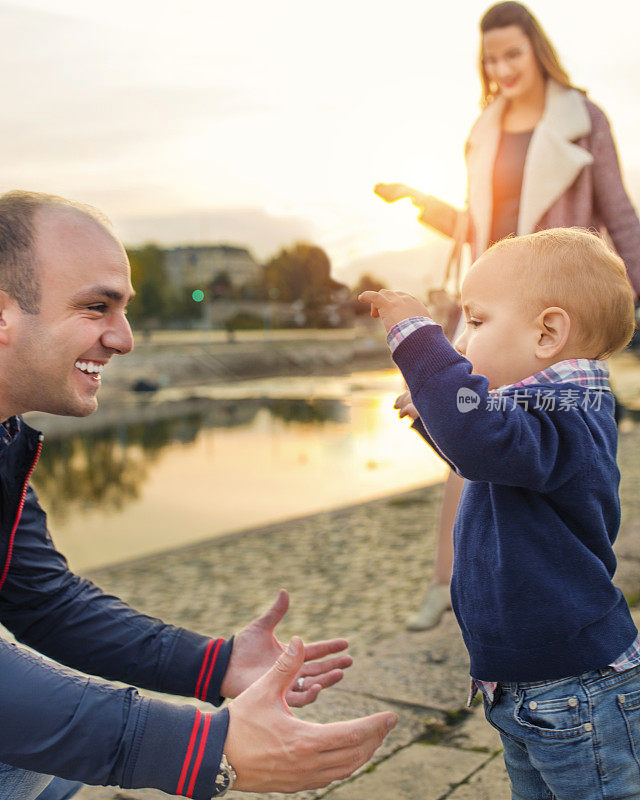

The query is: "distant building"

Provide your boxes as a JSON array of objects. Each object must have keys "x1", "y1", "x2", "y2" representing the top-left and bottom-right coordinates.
[{"x1": 163, "y1": 245, "x2": 262, "y2": 290}]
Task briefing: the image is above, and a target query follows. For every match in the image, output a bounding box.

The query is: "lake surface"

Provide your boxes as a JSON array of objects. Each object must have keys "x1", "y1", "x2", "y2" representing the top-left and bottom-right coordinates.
[{"x1": 31, "y1": 370, "x2": 448, "y2": 571}]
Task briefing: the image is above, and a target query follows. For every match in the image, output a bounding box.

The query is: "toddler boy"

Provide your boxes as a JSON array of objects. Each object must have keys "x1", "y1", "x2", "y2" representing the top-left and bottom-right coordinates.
[{"x1": 360, "y1": 228, "x2": 640, "y2": 799}]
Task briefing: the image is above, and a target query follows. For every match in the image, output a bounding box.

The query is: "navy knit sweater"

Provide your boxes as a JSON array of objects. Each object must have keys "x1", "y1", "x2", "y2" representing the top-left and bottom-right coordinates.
[{"x1": 393, "y1": 323, "x2": 637, "y2": 682}]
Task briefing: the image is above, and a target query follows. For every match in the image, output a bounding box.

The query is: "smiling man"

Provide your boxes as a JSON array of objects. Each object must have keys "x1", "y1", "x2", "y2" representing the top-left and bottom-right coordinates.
[{"x1": 0, "y1": 192, "x2": 396, "y2": 800}]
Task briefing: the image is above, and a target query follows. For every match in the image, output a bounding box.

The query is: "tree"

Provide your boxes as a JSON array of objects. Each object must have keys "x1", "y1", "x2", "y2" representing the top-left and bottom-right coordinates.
[
  {"x1": 263, "y1": 243, "x2": 337, "y2": 305},
  {"x1": 126, "y1": 245, "x2": 173, "y2": 325}
]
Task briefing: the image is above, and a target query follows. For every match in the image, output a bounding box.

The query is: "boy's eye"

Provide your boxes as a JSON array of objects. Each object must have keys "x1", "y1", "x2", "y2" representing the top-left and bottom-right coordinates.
[{"x1": 467, "y1": 319, "x2": 482, "y2": 328}]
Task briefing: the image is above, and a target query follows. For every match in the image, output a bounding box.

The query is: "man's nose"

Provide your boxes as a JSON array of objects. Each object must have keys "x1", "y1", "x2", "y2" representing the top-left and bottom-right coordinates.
[{"x1": 102, "y1": 313, "x2": 134, "y2": 355}]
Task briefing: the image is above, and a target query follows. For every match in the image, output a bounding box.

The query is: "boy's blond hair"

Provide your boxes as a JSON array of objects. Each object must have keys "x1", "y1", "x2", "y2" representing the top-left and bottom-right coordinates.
[{"x1": 486, "y1": 228, "x2": 637, "y2": 359}]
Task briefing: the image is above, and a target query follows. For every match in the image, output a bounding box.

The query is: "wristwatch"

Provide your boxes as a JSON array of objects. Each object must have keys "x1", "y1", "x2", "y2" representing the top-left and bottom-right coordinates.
[{"x1": 212, "y1": 753, "x2": 237, "y2": 797}]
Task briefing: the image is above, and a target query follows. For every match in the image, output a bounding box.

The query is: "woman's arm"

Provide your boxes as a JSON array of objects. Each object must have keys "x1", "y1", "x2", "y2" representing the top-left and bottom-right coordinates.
[
  {"x1": 374, "y1": 183, "x2": 463, "y2": 239},
  {"x1": 588, "y1": 103, "x2": 640, "y2": 300}
]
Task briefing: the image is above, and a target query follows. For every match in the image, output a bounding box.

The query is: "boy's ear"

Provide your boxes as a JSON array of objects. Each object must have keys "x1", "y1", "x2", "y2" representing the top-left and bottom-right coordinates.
[
  {"x1": 535, "y1": 307, "x2": 571, "y2": 360},
  {"x1": 0, "y1": 290, "x2": 19, "y2": 345}
]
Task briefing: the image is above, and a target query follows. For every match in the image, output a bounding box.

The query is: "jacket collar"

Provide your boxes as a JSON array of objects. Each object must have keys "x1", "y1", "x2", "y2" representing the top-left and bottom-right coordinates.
[
  {"x1": 0, "y1": 416, "x2": 22, "y2": 448},
  {"x1": 466, "y1": 80, "x2": 592, "y2": 253}
]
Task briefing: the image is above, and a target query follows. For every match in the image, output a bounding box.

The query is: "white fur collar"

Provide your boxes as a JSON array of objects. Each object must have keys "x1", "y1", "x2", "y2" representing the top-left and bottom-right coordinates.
[{"x1": 466, "y1": 80, "x2": 592, "y2": 253}]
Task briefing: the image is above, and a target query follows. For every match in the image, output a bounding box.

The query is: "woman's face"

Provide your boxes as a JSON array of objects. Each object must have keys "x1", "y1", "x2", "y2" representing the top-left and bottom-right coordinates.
[{"x1": 482, "y1": 25, "x2": 544, "y2": 101}]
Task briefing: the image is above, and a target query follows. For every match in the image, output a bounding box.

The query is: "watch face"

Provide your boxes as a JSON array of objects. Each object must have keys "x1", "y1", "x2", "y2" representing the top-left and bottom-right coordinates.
[{"x1": 215, "y1": 771, "x2": 231, "y2": 791}]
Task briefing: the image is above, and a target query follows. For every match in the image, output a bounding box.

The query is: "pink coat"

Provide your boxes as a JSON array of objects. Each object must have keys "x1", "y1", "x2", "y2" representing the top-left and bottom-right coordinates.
[{"x1": 462, "y1": 80, "x2": 640, "y2": 298}]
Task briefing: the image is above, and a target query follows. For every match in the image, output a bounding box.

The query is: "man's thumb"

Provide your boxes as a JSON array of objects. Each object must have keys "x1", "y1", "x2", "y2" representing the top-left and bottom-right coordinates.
[{"x1": 270, "y1": 636, "x2": 304, "y2": 691}]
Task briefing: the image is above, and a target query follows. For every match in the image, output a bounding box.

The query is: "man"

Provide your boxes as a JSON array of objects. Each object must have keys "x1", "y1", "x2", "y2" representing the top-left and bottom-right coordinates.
[{"x1": 0, "y1": 191, "x2": 397, "y2": 800}]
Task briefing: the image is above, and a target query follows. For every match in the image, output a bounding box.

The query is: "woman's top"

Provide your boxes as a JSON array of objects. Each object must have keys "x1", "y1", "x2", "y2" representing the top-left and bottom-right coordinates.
[{"x1": 490, "y1": 129, "x2": 534, "y2": 244}]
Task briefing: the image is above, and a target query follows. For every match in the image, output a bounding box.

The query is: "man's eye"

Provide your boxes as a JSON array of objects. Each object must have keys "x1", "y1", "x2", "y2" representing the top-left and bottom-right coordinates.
[{"x1": 88, "y1": 304, "x2": 107, "y2": 313}]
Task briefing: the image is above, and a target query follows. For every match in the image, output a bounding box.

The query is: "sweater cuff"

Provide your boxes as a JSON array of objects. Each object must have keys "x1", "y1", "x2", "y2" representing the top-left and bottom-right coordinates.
[
  {"x1": 392, "y1": 323, "x2": 463, "y2": 380},
  {"x1": 128, "y1": 697, "x2": 229, "y2": 799},
  {"x1": 161, "y1": 629, "x2": 234, "y2": 706},
  {"x1": 387, "y1": 316, "x2": 438, "y2": 353}
]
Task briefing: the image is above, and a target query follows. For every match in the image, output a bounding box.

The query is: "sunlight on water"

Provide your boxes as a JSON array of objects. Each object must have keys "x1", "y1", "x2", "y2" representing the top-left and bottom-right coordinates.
[{"x1": 35, "y1": 371, "x2": 448, "y2": 570}]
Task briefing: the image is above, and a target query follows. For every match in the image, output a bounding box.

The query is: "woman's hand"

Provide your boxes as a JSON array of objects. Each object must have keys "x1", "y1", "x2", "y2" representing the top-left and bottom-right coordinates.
[{"x1": 373, "y1": 183, "x2": 413, "y2": 203}]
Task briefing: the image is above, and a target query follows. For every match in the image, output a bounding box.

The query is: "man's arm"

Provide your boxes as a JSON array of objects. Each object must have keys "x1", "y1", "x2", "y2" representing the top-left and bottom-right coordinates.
[
  {"x1": 0, "y1": 486, "x2": 232, "y2": 706},
  {"x1": 0, "y1": 635, "x2": 230, "y2": 797},
  {"x1": 0, "y1": 488, "x2": 352, "y2": 708},
  {"x1": 0, "y1": 634, "x2": 396, "y2": 796}
]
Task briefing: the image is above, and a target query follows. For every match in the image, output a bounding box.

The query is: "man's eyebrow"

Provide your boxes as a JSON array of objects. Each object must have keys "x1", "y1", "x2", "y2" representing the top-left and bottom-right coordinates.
[{"x1": 72, "y1": 286, "x2": 136, "y2": 304}]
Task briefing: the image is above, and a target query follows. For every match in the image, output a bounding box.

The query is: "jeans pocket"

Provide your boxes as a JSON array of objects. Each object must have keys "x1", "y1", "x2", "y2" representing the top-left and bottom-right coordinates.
[
  {"x1": 514, "y1": 690, "x2": 589, "y2": 739},
  {"x1": 617, "y1": 687, "x2": 640, "y2": 767}
]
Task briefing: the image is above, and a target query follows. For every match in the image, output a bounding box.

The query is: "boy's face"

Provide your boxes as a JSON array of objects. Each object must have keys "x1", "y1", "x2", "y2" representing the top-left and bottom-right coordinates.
[{"x1": 455, "y1": 250, "x2": 547, "y2": 390}]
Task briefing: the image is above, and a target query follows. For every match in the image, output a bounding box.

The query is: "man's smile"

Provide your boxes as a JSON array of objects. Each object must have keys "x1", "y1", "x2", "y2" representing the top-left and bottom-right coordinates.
[{"x1": 74, "y1": 360, "x2": 104, "y2": 382}]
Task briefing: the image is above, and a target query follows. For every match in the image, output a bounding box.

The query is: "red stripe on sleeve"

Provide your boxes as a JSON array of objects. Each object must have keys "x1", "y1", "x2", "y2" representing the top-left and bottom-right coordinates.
[
  {"x1": 195, "y1": 640, "x2": 216, "y2": 700},
  {"x1": 176, "y1": 709, "x2": 202, "y2": 796},
  {"x1": 200, "y1": 638, "x2": 224, "y2": 701},
  {"x1": 186, "y1": 712, "x2": 212, "y2": 798}
]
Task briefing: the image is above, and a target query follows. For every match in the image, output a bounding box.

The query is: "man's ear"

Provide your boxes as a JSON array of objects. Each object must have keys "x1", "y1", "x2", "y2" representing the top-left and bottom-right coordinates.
[
  {"x1": 0, "y1": 290, "x2": 19, "y2": 345},
  {"x1": 535, "y1": 307, "x2": 571, "y2": 360}
]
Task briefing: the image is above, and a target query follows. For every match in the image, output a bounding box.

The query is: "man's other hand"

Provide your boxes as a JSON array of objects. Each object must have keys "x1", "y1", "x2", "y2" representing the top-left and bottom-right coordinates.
[
  {"x1": 224, "y1": 636, "x2": 398, "y2": 792},
  {"x1": 220, "y1": 589, "x2": 352, "y2": 707},
  {"x1": 358, "y1": 289, "x2": 431, "y2": 333}
]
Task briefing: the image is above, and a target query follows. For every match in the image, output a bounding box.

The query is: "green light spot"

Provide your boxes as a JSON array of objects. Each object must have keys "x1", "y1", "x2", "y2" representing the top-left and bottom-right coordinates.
[{"x1": 192, "y1": 289, "x2": 205, "y2": 302}]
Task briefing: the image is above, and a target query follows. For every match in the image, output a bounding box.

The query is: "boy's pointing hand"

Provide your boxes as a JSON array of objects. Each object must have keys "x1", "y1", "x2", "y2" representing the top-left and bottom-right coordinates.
[{"x1": 358, "y1": 290, "x2": 431, "y2": 333}]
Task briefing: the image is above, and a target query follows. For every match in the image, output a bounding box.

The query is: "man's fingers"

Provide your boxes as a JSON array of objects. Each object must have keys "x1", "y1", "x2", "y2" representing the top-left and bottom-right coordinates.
[
  {"x1": 286, "y1": 682, "x2": 323, "y2": 708},
  {"x1": 316, "y1": 712, "x2": 398, "y2": 753},
  {"x1": 268, "y1": 636, "x2": 306, "y2": 696},
  {"x1": 301, "y1": 655, "x2": 352, "y2": 677},
  {"x1": 255, "y1": 588, "x2": 289, "y2": 630},
  {"x1": 303, "y1": 638, "x2": 349, "y2": 661}
]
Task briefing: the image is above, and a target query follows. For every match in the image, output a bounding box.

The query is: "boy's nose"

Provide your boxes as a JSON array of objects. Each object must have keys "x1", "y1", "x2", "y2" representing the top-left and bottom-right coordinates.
[{"x1": 454, "y1": 333, "x2": 466, "y2": 356}]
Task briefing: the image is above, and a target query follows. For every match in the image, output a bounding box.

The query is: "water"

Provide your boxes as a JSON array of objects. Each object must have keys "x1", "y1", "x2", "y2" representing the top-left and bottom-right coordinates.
[{"x1": 30, "y1": 370, "x2": 448, "y2": 571}]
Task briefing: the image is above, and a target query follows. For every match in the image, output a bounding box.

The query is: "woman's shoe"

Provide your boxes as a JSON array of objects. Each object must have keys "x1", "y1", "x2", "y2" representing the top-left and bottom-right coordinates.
[{"x1": 406, "y1": 583, "x2": 451, "y2": 631}]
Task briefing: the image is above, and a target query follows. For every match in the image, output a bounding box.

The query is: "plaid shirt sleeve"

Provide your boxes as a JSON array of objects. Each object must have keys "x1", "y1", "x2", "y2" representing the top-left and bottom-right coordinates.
[{"x1": 386, "y1": 316, "x2": 438, "y2": 353}]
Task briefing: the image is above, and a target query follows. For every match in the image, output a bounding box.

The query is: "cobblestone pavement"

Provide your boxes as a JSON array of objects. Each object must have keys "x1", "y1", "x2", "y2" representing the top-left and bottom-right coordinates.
[{"x1": 68, "y1": 417, "x2": 640, "y2": 799}]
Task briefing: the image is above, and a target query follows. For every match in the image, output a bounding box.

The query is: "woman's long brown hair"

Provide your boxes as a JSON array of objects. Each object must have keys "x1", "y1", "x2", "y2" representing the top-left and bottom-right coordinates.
[{"x1": 479, "y1": 2, "x2": 578, "y2": 106}]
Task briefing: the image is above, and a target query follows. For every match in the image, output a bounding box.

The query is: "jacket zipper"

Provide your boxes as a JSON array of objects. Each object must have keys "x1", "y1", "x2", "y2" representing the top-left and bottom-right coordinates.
[{"x1": 0, "y1": 434, "x2": 44, "y2": 593}]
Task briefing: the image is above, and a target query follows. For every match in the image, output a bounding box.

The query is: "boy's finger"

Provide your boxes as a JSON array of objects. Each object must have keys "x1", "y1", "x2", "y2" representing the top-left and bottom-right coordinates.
[
  {"x1": 358, "y1": 291, "x2": 381, "y2": 304},
  {"x1": 370, "y1": 306, "x2": 379, "y2": 319}
]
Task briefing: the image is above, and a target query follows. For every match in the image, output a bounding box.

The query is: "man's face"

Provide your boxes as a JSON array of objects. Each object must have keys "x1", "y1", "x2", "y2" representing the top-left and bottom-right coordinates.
[
  {"x1": 6, "y1": 207, "x2": 134, "y2": 417},
  {"x1": 454, "y1": 250, "x2": 543, "y2": 390}
]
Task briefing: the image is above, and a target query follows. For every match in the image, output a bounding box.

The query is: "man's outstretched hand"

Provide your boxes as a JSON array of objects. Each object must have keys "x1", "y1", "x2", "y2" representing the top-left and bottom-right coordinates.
[
  {"x1": 220, "y1": 589, "x2": 353, "y2": 707},
  {"x1": 358, "y1": 289, "x2": 431, "y2": 333},
  {"x1": 224, "y1": 636, "x2": 398, "y2": 792}
]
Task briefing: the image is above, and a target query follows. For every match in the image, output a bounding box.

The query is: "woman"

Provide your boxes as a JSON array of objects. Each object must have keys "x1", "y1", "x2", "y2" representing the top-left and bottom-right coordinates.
[{"x1": 376, "y1": 0, "x2": 640, "y2": 631}]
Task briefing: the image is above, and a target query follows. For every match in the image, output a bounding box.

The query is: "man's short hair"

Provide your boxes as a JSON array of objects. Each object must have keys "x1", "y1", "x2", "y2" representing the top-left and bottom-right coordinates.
[
  {"x1": 0, "y1": 191, "x2": 114, "y2": 314},
  {"x1": 486, "y1": 228, "x2": 637, "y2": 359}
]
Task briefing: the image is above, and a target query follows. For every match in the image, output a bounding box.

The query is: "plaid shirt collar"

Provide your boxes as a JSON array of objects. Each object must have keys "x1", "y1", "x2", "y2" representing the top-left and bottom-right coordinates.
[{"x1": 493, "y1": 358, "x2": 611, "y2": 394}]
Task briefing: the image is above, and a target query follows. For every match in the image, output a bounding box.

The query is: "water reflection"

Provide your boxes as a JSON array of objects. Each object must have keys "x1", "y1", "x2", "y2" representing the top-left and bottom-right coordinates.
[
  {"x1": 30, "y1": 372, "x2": 448, "y2": 571},
  {"x1": 33, "y1": 398, "x2": 348, "y2": 521}
]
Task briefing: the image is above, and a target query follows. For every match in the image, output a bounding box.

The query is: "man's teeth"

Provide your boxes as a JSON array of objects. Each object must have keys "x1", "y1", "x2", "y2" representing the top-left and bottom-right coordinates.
[{"x1": 74, "y1": 361, "x2": 104, "y2": 375}]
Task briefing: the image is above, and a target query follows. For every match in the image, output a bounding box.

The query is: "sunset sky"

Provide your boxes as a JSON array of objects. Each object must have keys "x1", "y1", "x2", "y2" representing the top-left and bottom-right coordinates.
[{"x1": 3, "y1": 0, "x2": 640, "y2": 289}]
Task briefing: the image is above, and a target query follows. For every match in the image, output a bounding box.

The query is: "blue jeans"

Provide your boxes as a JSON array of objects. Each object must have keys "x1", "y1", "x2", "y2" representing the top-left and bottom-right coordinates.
[
  {"x1": 483, "y1": 663, "x2": 640, "y2": 799},
  {"x1": 0, "y1": 762, "x2": 81, "y2": 800}
]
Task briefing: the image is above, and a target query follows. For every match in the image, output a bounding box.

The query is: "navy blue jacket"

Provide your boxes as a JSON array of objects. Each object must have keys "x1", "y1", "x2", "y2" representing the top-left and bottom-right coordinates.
[
  {"x1": 0, "y1": 418, "x2": 233, "y2": 798},
  {"x1": 394, "y1": 324, "x2": 638, "y2": 682}
]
